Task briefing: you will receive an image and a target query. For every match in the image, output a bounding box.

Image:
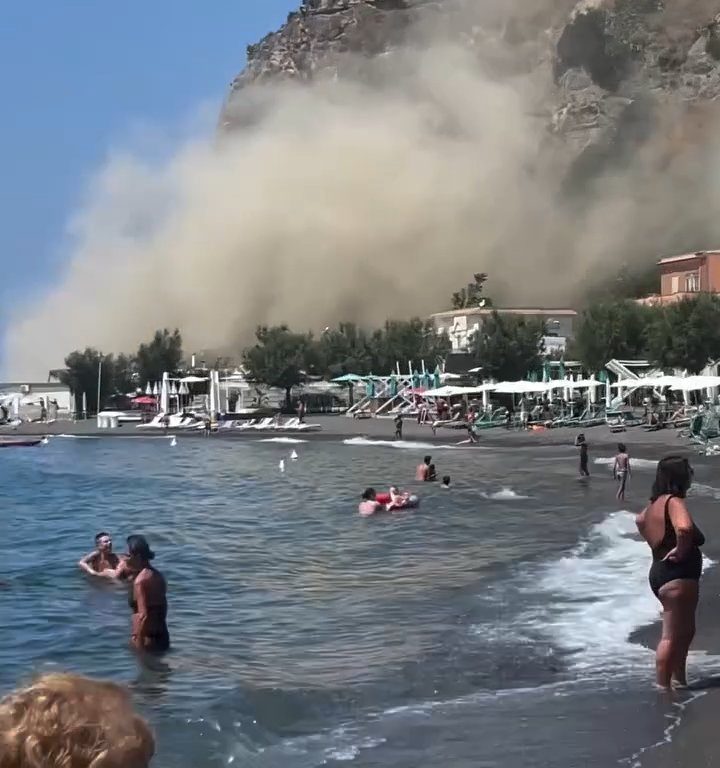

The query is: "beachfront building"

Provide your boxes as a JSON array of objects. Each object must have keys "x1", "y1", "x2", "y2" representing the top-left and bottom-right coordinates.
[
  {"x1": 0, "y1": 380, "x2": 72, "y2": 421},
  {"x1": 429, "y1": 308, "x2": 578, "y2": 356},
  {"x1": 638, "y1": 250, "x2": 720, "y2": 306}
]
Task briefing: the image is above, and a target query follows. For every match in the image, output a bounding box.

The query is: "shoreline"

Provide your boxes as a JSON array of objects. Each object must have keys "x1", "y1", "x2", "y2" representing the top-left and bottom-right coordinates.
[{"x1": 0, "y1": 414, "x2": 698, "y2": 455}]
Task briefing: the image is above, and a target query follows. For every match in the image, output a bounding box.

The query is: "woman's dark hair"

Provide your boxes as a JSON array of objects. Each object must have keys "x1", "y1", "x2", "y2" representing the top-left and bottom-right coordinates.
[
  {"x1": 442, "y1": 475, "x2": 451, "y2": 485},
  {"x1": 361, "y1": 488, "x2": 376, "y2": 501},
  {"x1": 126, "y1": 534, "x2": 155, "y2": 561},
  {"x1": 424, "y1": 455, "x2": 432, "y2": 464},
  {"x1": 95, "y1": 531, "x2": 109, "y2": 543},
  {"x1": 618, "y1": 443, "x2": 626, "y2": 453},
  {"x1": 650, "y1": 456, "x2": 693, "y2": 501}
]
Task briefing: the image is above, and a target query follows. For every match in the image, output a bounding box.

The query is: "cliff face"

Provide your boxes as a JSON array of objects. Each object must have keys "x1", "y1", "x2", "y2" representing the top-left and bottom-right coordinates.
[{"x1": 223, "y1": 0, "x2": 720, "y2": 181}]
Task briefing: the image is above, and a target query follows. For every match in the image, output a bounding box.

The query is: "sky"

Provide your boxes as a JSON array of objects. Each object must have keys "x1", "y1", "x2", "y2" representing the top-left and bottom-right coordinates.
[{"x1": 0, "y1": 0, "x2": 298, "y2": 371}]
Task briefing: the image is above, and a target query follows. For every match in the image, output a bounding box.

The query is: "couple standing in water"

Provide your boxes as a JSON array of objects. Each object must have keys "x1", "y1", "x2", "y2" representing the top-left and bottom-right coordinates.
[
  {"x1": 637, "y1": 456, "x2": 704, "y2": 689},
  {"x1": 79, "y1": 533, "x2": 170, "y2": 653}
]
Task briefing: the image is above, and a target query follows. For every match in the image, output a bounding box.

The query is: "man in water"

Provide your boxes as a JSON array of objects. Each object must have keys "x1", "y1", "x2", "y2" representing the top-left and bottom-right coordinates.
[
  {"x1": 394, "y1": 413, "x2": 403, "y2": 440},
  {"x1": 575, "y1": 433, "x2": 590, "y2": 477},
  {"x1": 416, "y1": 455, "x2": 433, "y2": 481},
  {"x1": 613, "y1": 443, "x2": 631, "y2": 500},
  {"x1": 359, "y1": 488, "x2": 382, "y2": 517},
  {"x1": 78, "y1": 532, "x2": 123, "y2": 576}
]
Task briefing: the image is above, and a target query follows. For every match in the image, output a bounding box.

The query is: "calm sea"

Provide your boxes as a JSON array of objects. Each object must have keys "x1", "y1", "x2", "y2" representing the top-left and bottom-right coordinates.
[{"x1": 1, "y1": 435, "x2": 719, "y2": 767}]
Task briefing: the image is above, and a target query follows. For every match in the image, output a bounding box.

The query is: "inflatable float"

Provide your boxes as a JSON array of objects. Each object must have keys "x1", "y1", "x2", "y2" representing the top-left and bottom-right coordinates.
[{"x1": 375, "y1": 492, "x2": 420, "y2": 510}]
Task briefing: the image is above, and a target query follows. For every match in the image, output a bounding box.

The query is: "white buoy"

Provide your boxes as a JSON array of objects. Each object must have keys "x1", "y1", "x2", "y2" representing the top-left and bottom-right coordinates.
[
  {"x1": 170, "y1": 436, "x2": 177, "y2": 447},
  {"x1": 279, "y1": 459, "x2": 285, "y2": 473},
  {"x1": 290, "y1": 449, "x2": 298, "y2": 460},
  {"x1": 41, "y1": 437, "x2": 49, "y2": 445}
]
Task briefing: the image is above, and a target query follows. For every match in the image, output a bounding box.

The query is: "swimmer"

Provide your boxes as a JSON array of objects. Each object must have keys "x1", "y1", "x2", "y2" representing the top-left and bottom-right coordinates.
[
  {"x1": 441, "y1": 475, "x2": 451, "y2": 489},
  {"x1": 387, "y1": 485, "x2": 410, "y2": 511},
  {"x1": 613, "y1": 443, "x2": 631, "y2": 501},
  {"x1": 78, "y1": 532, "x2": 123, "y2": 577},
  {"x1": 359, "y1": 487, "x2": 382, "y2": 517},
  {"x1": 428, "y1": 463, "x2": 437, "y2": 481},
  {"x1": 575, "y1": 433, "x2": 590, "y2": 477},
  {"x1": 416, "y1": 455, "x2": 432, "y2": 481},
  {"x1": 126, "y1": 535, "x2": 170, "y2": 653}
]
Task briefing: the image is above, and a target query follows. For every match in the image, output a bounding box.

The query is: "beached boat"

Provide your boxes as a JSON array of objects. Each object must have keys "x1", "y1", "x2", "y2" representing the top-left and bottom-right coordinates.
[{"x1": 0, "y1": 437, "x2": 43, "y2": 448}]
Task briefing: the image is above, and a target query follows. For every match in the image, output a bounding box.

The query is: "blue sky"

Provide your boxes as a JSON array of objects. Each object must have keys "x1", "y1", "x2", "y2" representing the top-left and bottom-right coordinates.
[{"x1": 0, "y1": 0, "x2": 297, "y2": 358}]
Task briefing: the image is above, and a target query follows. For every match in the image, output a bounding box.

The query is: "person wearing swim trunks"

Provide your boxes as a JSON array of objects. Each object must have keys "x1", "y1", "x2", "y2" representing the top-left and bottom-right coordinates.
[
  {"x1": 359, "y1": 488, "x2": 382, "y2": 517},
  {"x1": 126, "y1": 535, "x2": 170, "y2": 653},
  {"x1": 636, "y1": 456, "x2": 704, "y2": 688},
  {"x1": 78, "y1": 532, "x2": 123, "y2": 576},
  {"x1": 613, "y1": 443, "x2": 631, "y2": 501}
]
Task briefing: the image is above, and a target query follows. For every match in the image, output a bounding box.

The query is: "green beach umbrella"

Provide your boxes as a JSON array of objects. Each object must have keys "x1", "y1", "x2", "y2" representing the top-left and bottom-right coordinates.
[
  {"x1": 433, "y1": 365, "x2": 442, "y2": 390},
  {"x1": 389, "y1": 373, "x2": 399, "y2": 397},
  {"x1": 365, "y1": 377, "x2": 376, "y2": 397},
  {"x1": 412, "y1": 370, "x2": 421, "y2": 388}
]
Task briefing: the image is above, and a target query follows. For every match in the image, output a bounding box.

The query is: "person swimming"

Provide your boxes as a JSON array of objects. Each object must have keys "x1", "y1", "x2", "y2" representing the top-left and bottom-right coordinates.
[
  {"x1": 78, "y1": 532, "x2": 123, "y2": 577},
  {"x1": 441, "y1": 475, "x2": 451, "y2": 489},
  {"x1": 613, "y1": 443, "x2": 631, "y2": 501},
  {"x1": 359, "y1": 487, "x2": 382, "y2": 517},
  {"x1": 386, "y1": 486, "x2": 411, "y2": 511},
  {"x1": 126, "y1": 535, "x2": 169, "y2": 653}
]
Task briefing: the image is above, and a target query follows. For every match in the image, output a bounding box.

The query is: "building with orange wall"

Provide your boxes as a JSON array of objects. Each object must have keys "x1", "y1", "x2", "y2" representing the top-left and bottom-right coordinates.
[{"x1": 638, "y1": 250, "x2": 720, "y2": 306}]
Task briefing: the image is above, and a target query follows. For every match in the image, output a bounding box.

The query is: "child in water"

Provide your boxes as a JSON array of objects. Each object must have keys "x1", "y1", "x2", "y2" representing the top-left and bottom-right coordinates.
[
  {"x1": 441, "y1": 475, "x2": 451, "y2": 489},
  {"x1": 613, "y1": 443, "x2": 631, "y2": 501}
]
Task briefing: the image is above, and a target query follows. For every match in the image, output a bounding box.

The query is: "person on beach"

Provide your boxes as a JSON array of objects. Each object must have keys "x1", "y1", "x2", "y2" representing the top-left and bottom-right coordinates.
[
  {"x1": 0, "y1": 672, "x2": 155, "y2": 768},
  {"x1": 126, "y1": 535, "x2": 170, "y2": 653},
  {"x1": 575, "y1": 433, "x2": 590, "y2": 477},
  {"x1": 416, "y1": 455, "x2": 433, "y2": 481},
  {"x1": 613, "y1": 443, "x2": 631, "y2": 501},
  {"x1": 636, "y1": 456, "x2": 705, "y2": 689},
  {"x1": 394, "y1": 413, "x2": 403, "y2": 440},
  {"x1": 78, "y1": 532, "x2": 123, "y2": 576},
  {"x1": 441, "y1": 475, "x2": 451, "y2": 489},
  {"x1": 359, "y1": 488, "x2": 382, "y2": 516}
]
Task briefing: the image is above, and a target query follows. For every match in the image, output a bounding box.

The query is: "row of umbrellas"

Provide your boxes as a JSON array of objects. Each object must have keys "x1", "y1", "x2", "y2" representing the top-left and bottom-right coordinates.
[{"x1": 144, "y1": 381, "x2": 191, "y2": 397}]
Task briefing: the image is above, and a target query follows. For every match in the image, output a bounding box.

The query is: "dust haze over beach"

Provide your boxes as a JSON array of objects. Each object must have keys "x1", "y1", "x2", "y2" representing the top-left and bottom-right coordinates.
[{"x1": 6, "y1": 0, "x2": 720, "y2": 378}]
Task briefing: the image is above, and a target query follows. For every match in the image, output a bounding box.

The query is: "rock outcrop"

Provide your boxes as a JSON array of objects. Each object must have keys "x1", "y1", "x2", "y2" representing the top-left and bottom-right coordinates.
[{"x1": 222, "y1": 0, "x2": 720, "y2": 183}]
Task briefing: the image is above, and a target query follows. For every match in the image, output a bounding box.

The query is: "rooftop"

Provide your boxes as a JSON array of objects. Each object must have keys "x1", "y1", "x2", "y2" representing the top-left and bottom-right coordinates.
[
  {"x1": 431, "y1": 307, "x2": 577, "y2": 319},
  {"x1": 657, "y1": 250, "x2": 720, "y2": 266}
]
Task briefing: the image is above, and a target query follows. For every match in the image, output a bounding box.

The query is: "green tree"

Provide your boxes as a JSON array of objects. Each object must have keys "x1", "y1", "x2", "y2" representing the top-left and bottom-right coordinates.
[
  {"x1": 136, "y1": 329, "x2": 183, "y2": 384},
  {"x1": 572, "y1": 300, "x2": 651, "y2": 371},
  {"x1": 451, "y1": 272, "x2": 493, "y2": 310},
  {"x1": 242, "y1": 325, "x2": 316, "y2": 409},
  {"x1": 471, "y1": 312, "x2": 545, "y2": 380},
  {"x1": 57, "y1": 349, "x2": 122, "y2": 414},
  {"x1": 646, "y1": 295, "x2": 720, "y2": 374},
  {"x1": 113, "y1": 353, "x2": 137, "y2": 395},
  {"x1": 369, "y1": 319, "x2": 450, "y2": 373},
  {"x1": 317, "y1": 323, "x2": 373, "y2": 378}
]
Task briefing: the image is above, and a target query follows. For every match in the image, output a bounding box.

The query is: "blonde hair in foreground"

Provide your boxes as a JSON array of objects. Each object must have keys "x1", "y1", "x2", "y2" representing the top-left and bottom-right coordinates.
[{"x1": 0, "y1": 673, "x2": 154, "y2": 768}]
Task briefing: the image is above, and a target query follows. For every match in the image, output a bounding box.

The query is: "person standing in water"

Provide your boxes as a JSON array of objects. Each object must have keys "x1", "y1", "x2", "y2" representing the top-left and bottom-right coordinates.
[
  {"x1": 575, "y1": 433, "x2": 590, "y2": 477},
  {"x1": 394, "y1": 413, "x2": 403, "y2": 440},
  {"x1": 359, "y1": 488, "x2": 382, "y2": 516},
  {"x1": 416, "y1": 455, "x2": 432, "y2": 481},
  {"x1": 126, "y1": 535, "x2": 169, "y2": 653},
  {"x1": 613, "y1": 443, "x2": 631, "y2": 501},
  {"x1": 78, "y1": 532, "x2": 123, "y2": 576},
  {"x1": 636, "y1": 456, "x2": 704, "y2": 688}
]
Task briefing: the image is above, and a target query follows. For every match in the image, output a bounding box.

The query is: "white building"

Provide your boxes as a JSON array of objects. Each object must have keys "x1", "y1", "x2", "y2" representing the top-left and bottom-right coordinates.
[{"x1": 430, "y1": 307, "x2": 578, "y2": 354}]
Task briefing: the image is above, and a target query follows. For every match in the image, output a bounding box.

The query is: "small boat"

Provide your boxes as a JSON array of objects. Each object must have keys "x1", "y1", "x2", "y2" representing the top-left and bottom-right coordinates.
[{"x1": 0, "y1": 438, "x2": 44, "y2": 448}]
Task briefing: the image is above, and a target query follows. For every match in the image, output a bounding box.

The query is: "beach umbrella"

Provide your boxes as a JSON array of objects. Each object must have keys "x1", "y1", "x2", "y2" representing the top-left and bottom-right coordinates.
[
  {"x1": 421, "y1": 371, "x2": 431, "y2": 389},
  {"x1": 558, "y1": 360, "x2": 566, "y2": 380},
  {"x1": 180, "y1": 382, "x2": 189, "y2": 395},
  {"x1": 389, "y1": 373, "x2": 398, "y2": 397},
  {"x1": 542, "y1": 361, "x2": 551, "y2": 383},
  {"x1": 152, "y1": 382, "x2": 159, "y2": 396},
  {"x1": 145, "y1": 382, "x2": 152, "y2": 396},
  {"x1": 331, "y1": 373, "x2": 365, "y2": 383},
  {"x1": 433, "y1": 365, "x2": 442, "y2": 390},
  {"x1": 365, "y1": 377, "x2": 376, "y2": 398},
  {"x1": 412, "y1": 370, "x2": 421, "y2": 388}
]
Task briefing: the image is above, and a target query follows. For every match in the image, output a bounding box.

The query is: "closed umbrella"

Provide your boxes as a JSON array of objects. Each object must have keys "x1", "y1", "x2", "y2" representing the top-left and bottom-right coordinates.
[
  {"x1": 145, "y1": 382, "x2": 152, "y2": 396},
  {"x1": 389, "y1": 373, "x2": 398, "y2": 397},
  {"x1": 433, "y1": 365, "x2": 442, "y2": 390}
]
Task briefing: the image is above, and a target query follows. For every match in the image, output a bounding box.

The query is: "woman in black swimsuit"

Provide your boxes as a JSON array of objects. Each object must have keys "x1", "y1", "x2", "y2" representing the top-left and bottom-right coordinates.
[
  {"x1": 636, "y1": 456, "x2": 704, "y2": 689},
  {"x1": 126, "y1": 535, "x2": 170, "y2": 653}
]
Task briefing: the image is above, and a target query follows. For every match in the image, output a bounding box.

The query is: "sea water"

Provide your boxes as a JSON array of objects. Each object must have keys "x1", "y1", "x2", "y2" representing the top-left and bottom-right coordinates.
[{"x1": 0, "y1": 437, "x2": 718, "y2": 767}]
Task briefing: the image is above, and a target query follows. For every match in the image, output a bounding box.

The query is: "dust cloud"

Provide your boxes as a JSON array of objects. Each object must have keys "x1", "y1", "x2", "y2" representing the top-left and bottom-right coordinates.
[{"x1": 5, "y1": 0, "x2": 720, "y2": 377}]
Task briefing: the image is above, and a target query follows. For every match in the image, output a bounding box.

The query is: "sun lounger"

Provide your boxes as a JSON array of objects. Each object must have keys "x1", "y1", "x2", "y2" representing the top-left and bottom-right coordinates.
[{"x1": 250, "y1": 417, "x2": 276, "y2": 431}]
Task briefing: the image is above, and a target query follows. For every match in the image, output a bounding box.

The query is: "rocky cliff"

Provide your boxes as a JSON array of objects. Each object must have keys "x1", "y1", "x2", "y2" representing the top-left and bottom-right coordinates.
[{"x1": 223, "y1": 0, "x2": 720, "y2": 186}]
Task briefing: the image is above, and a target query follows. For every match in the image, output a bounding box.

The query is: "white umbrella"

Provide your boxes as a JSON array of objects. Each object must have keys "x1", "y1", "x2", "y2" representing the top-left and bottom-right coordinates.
[
  {"x1": 170, "y1": 381, "x2": 178, "y2": 396},
  {"x1": 180, "y1": 382, "x2": 189, "y2": 395},
  {"x1": 152, "y1": 382, "x2": 159, "y2": 396},
  {"x1": 494, "y1": 381, "x2": 549, "y2": 394},
  {"x1": 145, "y1": 382, "x2": 152, "y2": 396},
  {"x1": 179, "y1": 375, "x2": 209, "y2": 383}
]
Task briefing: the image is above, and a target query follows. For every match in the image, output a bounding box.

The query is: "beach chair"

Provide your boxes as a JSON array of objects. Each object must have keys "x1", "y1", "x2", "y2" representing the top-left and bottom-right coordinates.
[{"x1": 250, "y1": 418, "x2": 275, "y2": 431}]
